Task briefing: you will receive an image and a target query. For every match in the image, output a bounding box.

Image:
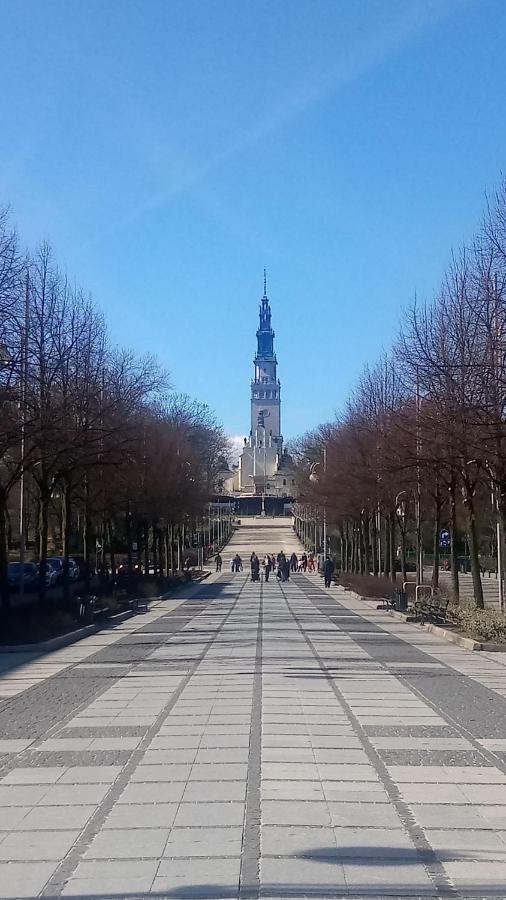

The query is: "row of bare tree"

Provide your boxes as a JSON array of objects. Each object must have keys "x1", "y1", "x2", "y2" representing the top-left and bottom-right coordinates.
[
  {"x1": 0, "y1": 208, "x2": 228, "y2": 611},
  {"x1": 295, "y1": 178, "x2": 506, "y2": 609}
]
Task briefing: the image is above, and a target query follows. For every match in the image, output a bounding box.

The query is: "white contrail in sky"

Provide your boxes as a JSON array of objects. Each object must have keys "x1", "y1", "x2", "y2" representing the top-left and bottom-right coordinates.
[{"x1": 84, "y1": 0, "x2": 471, "y2": 248}]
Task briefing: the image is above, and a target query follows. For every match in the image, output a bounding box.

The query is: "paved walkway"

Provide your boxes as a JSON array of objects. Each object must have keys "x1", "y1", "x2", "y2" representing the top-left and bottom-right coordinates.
[{"x1": 2, "y1": 521, "x2": 506, "y2": 897}]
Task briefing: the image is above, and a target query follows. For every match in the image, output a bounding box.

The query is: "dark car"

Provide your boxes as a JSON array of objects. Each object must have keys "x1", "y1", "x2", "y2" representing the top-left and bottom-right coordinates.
[
  {"x1": 69, "y1": 556, "x2": 94, "y2": 579},
  {"x1": 46, "y1": 557, "x2": 80, "y2": 583},
  {"x1": 7, "y1": 562, "x2": 38, "y2": 592},
  {"x1": 36, "y1": 561, "x2": 59, "y2": 588}
]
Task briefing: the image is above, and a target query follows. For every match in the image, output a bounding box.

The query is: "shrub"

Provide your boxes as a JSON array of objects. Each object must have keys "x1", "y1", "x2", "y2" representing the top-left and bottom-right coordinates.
[
  {"x1": 447, "y1": 602, "x2": 506, "y2": 643},
  {"x1": 335, "y1": 573, "x2": 396, "y2": 599}
]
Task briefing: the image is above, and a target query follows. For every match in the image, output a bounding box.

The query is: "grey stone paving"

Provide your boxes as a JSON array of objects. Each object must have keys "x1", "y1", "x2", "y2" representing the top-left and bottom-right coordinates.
[{"x1": 3, "y1": 521, "x2": 506, "y2": 896}]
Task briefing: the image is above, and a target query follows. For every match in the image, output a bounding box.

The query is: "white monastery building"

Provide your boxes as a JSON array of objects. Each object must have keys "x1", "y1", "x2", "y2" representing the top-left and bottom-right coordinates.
[{"x1": 221, "y1": 275, "x2": 297, "y2": 499}]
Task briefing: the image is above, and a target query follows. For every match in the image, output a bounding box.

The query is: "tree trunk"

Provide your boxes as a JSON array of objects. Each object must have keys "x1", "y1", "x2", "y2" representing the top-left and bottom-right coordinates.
[
  {"x1": 152, "y1": 523, "x2": 158, "y2": 577},
  {"x1": 449, "y1": 476, "x2": 459, "y2": 601},
  {"x1": 170, "y1": 524, "x2": 175, "y2": 575},
  {"x1": 164, "y1": 527, "x2": 169, "y2": 577},
  {"x1": 0, "y1": 491, "x2": 10, "y2": 613},
  {"x1": 38, "y1": 488, "x2": 50, "y2": 603},
  {"x1": 432, "y1": 489, "x2": 441, "y2": 591},
  {"x1": 126, "y1": 510, "x2": 133, "y2": 573},
  {"x1": 463, "y1": 480, "x2": 484, "y2": 609},
  {"x1": 351, "y1": 527, "x2": 356, "y2": 574},
  {"x1": 108, "y1": 520, "x2": 116, "y2": 579},
  {"x1": 177, "y1": 526, "x2": 183, "y2": 571},
  {"x1": 370, "y1": 515, "x2": 377, "y2": 576},
  {"x1": 62, "y1": 475, "x2": 72, "y2": 607},
  {"x1": 389, "y1": 510, "x2": 396, "y2": 584},
  {"x1": 83, "y1": 475, "x2": 91, "y2": 591},
  {"x1": 144, "y1": 523, "x2": 149, "y2": 576},
  {"x1": 384, "y1": 515, "x2": 390, "y2": 578},
  {"x1": 361, "y1": 514, "x2": 369, "y2": 575}
]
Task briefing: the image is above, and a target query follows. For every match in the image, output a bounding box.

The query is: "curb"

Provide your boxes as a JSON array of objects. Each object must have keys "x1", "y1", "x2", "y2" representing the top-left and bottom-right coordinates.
[
  {"x1": 375, "y1": 602, "x2": 506, "y2": 653},
  {"x1": 0, "y1": 609, "x2": 136, "y2": 654}
]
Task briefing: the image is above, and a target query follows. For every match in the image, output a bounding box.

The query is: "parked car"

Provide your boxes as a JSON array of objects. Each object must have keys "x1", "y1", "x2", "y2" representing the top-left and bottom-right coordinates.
[
  {"x1": 46, "y1": 557, "x2": 80, "y2": 583},
  {"x1": 7, "y1": 561, "x2": 38, "y2": 592},
  {"x1": 37, "y1": 561, "x2": 58, "y2": 588},
  {"x1": 69, "y1": 556, "x2": 93, "y2": 579}
]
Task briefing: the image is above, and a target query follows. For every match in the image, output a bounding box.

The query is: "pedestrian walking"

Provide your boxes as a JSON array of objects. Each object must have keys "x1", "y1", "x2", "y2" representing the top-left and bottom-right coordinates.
[
  {"x1": 290, "y1": 552, "x2": 298, "y2": 572},
  {"x1": 230, "y1": 557, "x2": 235, "y2": 573},
  {"x1": 298, "y1": 552, "x2": 308, "y2": 572},
  {"x1": 264, "y1": 555, "x2": 272, "y2": 582},
  {"x1": 282, "y1": 559, "x2": 290, "y2": 582},
  {"x1": 250, "y1": 552, "x2": 260, "y2": 582},
  {"x1": 324, "y1": 556, "x2": 335, "y2": 588},
  {"x1": 215, "y1": 553, "x2": 222, "y2": 572},
  {"x1": 308, "y1": 552, "x2": 315, "y2": 572}
]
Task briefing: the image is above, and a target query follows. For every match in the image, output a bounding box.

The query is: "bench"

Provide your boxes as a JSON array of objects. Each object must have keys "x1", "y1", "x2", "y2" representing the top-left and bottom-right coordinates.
[
  {"x1": 126, "y1": 596, "x2": 149, "y2": 613},
  {"x1": 413, "y1": 591, "x2": 451, "y2": 625},
  {"x1": 112, "y1": 587, "x2": 148, "y2": 614}
]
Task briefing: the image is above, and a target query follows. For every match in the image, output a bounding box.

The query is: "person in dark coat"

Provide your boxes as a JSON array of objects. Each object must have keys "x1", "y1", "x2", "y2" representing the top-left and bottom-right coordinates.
[
  {"x1": 264, "y1": 555, "x2": 272, "y2": 582},
  {"x1": 323, "y1": 556, "x2": 335, "y2": 588},
  {"x1": 282, "y1": 559, "x2": 290, "y2": 582},
  {"x1": 215, "y1": 553, "x2": 222, "y2": 572},
  {"x1": 251, "y1": 552, "x2": 260, "y2": 582},
  {"x1": 290, "y1": 552, "x2": 298, "y2": 572}
]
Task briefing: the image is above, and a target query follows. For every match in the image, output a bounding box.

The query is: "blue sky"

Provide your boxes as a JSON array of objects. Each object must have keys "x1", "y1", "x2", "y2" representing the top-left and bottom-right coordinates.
[{"x1": 1, "y1": 0, "x2": 505, "y2": 442}]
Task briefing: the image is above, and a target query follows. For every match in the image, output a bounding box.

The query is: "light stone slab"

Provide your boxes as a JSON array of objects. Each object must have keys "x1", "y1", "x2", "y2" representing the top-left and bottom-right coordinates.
[
  {"x1": 0, "y1": 829, "x2": 80, "y2": 861},
  {"x1": 0, "y1": 861, "x2": 58, "y2": 897},
  {"x1": 153, "y1": 856, "x2": 240, "y2": 895},
  {"x1": 85, "y1": 826, "x2": 170, "y2": 859},
  {"x1": 174, "y1": 801, "x2": 245, "y2": 827},
  {"x1": 163, "y1": 826, "x2": 243, "y2": 857}
]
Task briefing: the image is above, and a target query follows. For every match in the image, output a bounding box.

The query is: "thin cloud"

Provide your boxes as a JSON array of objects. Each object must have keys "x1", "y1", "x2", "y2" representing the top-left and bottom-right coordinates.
[{"x1": 84, "y1": 0, "x2": 470, "y2": 248}]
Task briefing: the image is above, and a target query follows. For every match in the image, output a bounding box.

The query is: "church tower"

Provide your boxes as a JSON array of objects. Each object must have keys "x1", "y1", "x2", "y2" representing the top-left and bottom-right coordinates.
[
  {"x1": 237, "y1": 271, "x2": 293, "y2": 497},
  {"x1": 250, "y1": 271, "x2": 281, "y2": 445}
]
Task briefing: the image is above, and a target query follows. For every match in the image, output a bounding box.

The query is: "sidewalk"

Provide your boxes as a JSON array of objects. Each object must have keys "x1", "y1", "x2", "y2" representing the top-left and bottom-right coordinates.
[{"x1": 1, "y1": 562, "x2": 506, "y2": 896}]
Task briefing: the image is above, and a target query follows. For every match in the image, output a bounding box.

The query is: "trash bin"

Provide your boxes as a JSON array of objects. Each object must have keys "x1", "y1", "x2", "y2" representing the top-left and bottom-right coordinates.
[{"x1": 395, "y1": 590, "x2": 408, "y2": 612}]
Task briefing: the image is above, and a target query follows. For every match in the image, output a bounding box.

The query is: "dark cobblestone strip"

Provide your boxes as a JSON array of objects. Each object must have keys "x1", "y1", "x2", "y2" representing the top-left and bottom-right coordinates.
[
  {"x1": 303, "y1": 578, "x2": 506, "y2": 775},
  {"x1": 41, "y1": 576, "x2": 250, "y2": 898},
  {"x1": 0, "y1": 587, "x2": 223, "y2": 774},
  {"x1": 281, "y1": 581, "x2": 460, "y2": 900},
  {"x1": 239, "y1": 582, "x2": 263, "y2": 900}
]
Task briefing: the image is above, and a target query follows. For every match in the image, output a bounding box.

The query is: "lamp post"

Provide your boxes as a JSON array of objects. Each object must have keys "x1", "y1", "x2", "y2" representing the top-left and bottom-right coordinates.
[{"x1": 309, "y1": 446, "x2": 327, "y2": 557}]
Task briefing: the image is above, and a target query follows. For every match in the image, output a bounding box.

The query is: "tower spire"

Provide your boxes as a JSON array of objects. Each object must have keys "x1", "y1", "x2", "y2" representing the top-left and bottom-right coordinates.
[{"x1": 263, "y1": 267, "x2": 267, "y2": 297}]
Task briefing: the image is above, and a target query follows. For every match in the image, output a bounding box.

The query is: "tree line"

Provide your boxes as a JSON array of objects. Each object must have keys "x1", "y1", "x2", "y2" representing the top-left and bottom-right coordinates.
[
  {"x1": 0, "y1": 207, "x2": 228, "y2": 612},
  {"x1": 296, "y1": 178, "x2": 506, "y2": 609}
]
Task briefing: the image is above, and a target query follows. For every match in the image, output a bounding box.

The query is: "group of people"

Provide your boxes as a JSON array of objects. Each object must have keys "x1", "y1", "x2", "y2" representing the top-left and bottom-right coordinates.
[
  {"x1": 295, "y1": 552, "x2": 316, "y2": 572},
  {"x1": 215, "y1": 549, "x2": 335, "y2": 587},
  {"x1": 250, "y1": 550, "x2": 332, "y2": 584}
]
